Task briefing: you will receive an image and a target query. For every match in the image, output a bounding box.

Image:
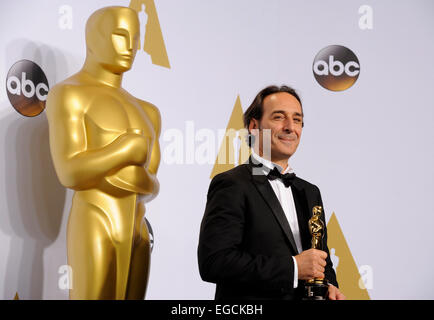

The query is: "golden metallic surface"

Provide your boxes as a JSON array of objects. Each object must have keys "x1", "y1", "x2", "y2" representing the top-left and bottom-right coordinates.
[
  {"x1": 308, "y1": 206, "x2": 326, "y2": 284},
  {"x1": 46, "y1": 6, "x2": 161, "y2": 299},
  {"x1": 309, "y1": 206, "x2": 324, "y2": 250}
]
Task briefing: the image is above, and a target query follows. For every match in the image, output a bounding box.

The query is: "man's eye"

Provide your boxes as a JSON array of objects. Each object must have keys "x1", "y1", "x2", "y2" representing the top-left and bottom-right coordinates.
[
  {"x1": 274, "y1": 115, "x2": 284, "y2": 120},
  {"x1": 294, "y1": 118, "x2": 301, "y2": 122}
]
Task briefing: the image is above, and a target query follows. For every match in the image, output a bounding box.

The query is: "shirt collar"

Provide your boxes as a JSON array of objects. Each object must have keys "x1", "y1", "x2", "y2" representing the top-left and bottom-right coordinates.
[{"x1": 251, "y1": 150, "x2": 294, "y2": 174}]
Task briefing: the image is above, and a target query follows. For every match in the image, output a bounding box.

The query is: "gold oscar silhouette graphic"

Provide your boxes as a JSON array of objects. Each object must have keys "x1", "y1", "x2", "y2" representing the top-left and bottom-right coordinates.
[
  {"x1": 327, "y1": 213, "x2": 371, "y2": 299},
  {"x1": 46, "y1": 6, "x2": 161, "y2": 299},
  {"x1": 129, "y1": 0, "x2": 170, "y2": 68},
  {"x1": 210, "y1": 95, "x2": 250, "y2": 178}
]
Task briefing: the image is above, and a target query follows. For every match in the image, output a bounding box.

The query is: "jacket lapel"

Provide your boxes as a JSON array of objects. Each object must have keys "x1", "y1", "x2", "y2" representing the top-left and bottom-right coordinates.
[
  {"x1": 247, "y1": 161, "x2": 299, "y2": 254},
  {"x1": 291, "y1": 179, "x2": 312, "y2": 251}
]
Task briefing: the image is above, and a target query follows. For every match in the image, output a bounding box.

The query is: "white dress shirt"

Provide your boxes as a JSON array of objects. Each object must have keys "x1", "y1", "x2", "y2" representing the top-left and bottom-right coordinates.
[{"x1": 251, "y1": 151, "x2": 302, "y2": 288}]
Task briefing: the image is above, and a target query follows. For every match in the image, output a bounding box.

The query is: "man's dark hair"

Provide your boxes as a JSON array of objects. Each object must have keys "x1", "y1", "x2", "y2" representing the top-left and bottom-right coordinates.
[{"x1": 243, "y1": 85, "x2": 303, "y2": 147}]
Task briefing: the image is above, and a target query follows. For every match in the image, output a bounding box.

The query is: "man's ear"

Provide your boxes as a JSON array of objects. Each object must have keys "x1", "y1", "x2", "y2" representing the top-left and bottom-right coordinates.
[{"x1": 248, "y1": 119, "x2": 259, "y2": 135}]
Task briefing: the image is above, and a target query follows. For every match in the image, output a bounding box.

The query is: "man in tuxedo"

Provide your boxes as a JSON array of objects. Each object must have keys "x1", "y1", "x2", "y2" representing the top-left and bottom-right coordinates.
[{"x1": 198, "y1": 85, "x2": 345, "y2": 300}]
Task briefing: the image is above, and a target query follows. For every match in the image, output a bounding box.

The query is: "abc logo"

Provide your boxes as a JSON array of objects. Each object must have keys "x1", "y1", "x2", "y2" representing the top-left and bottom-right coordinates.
[
  {"x1": 313, "y1": 45, "x2": 360, "y2": 91},
  {"x1": 6, "y1": 60, "x2": 49, "y2": 117}
]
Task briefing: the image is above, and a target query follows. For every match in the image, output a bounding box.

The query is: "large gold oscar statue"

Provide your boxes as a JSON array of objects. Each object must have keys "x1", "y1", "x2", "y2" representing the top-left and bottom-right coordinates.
[{"x1": 46, "y1": 6, "x2": 161, "y2": 299}]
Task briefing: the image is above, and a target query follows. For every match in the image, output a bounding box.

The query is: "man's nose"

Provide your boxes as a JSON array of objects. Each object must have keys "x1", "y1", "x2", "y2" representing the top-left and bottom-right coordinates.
[{"x1": 282, "y1": 118, "x2": 294, "y2": 132}]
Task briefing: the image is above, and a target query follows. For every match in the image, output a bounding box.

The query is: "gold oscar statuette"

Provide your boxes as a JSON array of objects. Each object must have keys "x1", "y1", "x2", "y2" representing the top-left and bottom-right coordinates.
[
  {"x1": 46, "y1": 6, "x2": 161, "y2": 299},
  {"x1": 303, "y1": 206, "x2": 329, "y2": 300}
]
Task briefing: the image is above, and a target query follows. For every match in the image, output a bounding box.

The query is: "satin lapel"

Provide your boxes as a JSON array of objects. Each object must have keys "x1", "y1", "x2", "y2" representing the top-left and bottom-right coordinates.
[
  {"x1": 291, "y1": 180, "x2": 312, "y2": 251},
  {"x1": 247, "y1": 163, "x2": 299, "y2": 254}
]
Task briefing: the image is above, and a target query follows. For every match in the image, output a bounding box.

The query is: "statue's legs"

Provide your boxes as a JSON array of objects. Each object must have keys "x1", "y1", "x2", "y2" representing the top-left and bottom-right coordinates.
[
  {"x1": 67, "y1": 190, "x2": 137, "y2": 300},
  {"x1": 68, "y1": 195, "x2": 117, "y2": 299},
  {"x1": 126, "y1": 198, "x2": 151, "y2": 299}
]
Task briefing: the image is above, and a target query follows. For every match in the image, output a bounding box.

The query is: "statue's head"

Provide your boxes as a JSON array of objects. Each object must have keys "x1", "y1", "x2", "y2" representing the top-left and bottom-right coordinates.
[
  {"x1": 312, "y1": 206, "x2": 322, "y2": 217},
  {"x1": 85, "y1": 6, "x2": 139, "y2": 74}
]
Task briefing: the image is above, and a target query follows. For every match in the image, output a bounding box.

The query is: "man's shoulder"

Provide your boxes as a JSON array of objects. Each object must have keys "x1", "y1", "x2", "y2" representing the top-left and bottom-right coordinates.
[
  {"x1": 207, "y1": 164, "x2": 252, "y2": 195},
  {"x1": 294, "y1": 175, "x2": 321, "y2": 193},
  {"x1": 211, "y1": 164, "x2": 251, "y2": 183}
]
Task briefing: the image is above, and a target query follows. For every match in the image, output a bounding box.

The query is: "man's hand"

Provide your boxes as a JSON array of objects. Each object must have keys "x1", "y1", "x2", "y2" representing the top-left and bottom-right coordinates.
[
  {"x1": 294, "y1": 249, "x2": 327, "y2": 280},
  {"x1": 327, "y1": 284, "x2": 346, "y2": 300}
]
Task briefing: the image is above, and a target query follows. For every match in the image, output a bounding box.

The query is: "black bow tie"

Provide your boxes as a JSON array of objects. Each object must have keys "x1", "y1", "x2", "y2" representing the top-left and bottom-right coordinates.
[{"x1": 267, "y1": 167, "x2": 296, "y2": 187}]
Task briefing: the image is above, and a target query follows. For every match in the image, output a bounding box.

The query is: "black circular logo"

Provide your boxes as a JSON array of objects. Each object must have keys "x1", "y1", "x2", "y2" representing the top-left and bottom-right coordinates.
[
  {"x1": 6, "y1": 60, "x2": 49, "y2": 117},
  {"x1": 313, "y1": 45, "x2": 360, "y2": 91}
]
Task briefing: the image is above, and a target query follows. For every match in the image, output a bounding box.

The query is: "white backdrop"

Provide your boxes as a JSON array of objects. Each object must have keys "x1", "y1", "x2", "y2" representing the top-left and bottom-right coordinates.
[{"x1": 1, "y1": 0, "x2": 433, "y2": 300}]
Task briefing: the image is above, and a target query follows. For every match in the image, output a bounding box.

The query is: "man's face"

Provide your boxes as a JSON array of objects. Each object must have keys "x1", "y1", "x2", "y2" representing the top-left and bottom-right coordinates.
[{"x1": 249, "y1": 92, "x2": 303, "y2": 163}]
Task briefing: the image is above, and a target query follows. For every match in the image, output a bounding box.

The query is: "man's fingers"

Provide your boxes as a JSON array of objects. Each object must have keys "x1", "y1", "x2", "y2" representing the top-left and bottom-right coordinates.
[
  {"x1": 337, "y1": 291, "x2": 346, "y2": 300},
  {"x1": 312, "y1": 249, "x2": 327, "y2": 261},
  {"x1": 297, "y1": 249, "x2": 329, "y2": 280},
  {"x1": 318, "y1": 258, "x2": 327, "y2": 267},
  {"x1": 328, "y1": 285, "x2": 337, "y2": 300},
  {"x1": 328, "y1": 292, "x2": 336, "y2": 300},
  {"x1": 319, "y1": 250, "x2": 328, "y2": 259},
  {"x1": 328, "y1": 285, "x2": 346, "y2": 300},
  {"x1": 315, "y1": 265, "x2": 325, "y2": 273}
]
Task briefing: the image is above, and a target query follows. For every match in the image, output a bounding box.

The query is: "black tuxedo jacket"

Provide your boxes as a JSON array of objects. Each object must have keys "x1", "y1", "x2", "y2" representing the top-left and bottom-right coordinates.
[{"x1": 198, "y1": 159, "x2": 338, "y2": 300}]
